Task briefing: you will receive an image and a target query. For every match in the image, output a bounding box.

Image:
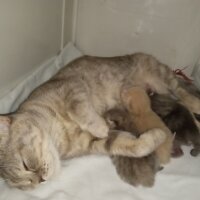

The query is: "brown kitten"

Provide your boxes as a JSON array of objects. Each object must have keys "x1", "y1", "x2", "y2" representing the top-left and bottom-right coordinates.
[{"x1": 121, "y1": 87, "x2": 173, "y2": 165}]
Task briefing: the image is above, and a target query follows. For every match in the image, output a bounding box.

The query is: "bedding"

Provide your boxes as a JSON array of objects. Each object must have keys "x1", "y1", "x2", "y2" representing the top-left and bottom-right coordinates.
[{"x1": 0, "y1": 43, "x2": 199, "y2": 200}]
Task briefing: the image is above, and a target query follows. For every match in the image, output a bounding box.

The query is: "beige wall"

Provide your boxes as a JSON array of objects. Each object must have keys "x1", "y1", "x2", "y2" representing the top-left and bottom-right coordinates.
[
  {"x1": 74, "y1": 0, "x2": 200, "y2": 75},
  {"x1": 1, "y1": 0, "x2": 200, "y2": 98},
  {"x1": 0, "y1": 0, "x2": 63, "y2": 97}
]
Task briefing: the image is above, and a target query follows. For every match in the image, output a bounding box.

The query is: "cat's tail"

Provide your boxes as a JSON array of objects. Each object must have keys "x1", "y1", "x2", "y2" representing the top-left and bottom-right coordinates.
[{"x1": 89, "y1": 128, "x2": 166, "y2": 157}]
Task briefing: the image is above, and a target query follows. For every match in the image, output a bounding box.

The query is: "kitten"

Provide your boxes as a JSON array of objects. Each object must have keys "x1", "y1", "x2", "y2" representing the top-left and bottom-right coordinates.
[
  {"x1": 112, "y1": 154, "x2": 159, "y2": 187},
  {"x1": 121, "y1": 87, "x2": 173, "y2": 164},
  {"x1": 105, "y1": 109, "x2": 160, "y2": 187},
  {"x1": 0, "y1": 53, "x2": 200, "y2": 189},
  {"x1": 150, "y1": 94, "x2": 200, "y2": 157}
]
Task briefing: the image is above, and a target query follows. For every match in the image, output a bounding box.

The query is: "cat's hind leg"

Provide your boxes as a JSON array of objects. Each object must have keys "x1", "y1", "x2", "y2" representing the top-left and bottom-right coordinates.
[
  {"x1": 67, "y1": 128, "x2": 166, "y2": 159},
  {"x1": 176, "y1": 87, "x2": 200, "y2": 114},
  {"x1": 130, "y1": 53, "x2": 200, "y2": 114}
]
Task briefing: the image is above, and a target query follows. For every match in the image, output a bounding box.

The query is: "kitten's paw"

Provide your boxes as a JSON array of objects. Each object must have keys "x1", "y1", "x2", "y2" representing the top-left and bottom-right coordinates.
[{"x1": 86, "y1": 119, "x2": 109, "y2": 138}]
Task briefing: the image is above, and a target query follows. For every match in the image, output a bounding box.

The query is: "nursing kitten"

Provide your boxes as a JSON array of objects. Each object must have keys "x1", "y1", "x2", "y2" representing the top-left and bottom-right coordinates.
[
  {"x1": 121, "y1": 87, "x2": 173, "y2": 164},
  {"x1": 105, "y1": 109, "x2": 160, "y2": 187},
  {"x1": 151, "y1": 94, "x2": 200, "y2": 157},
  {"x1": 1, "y1": 53, "x2": 200, "y2": 190}
]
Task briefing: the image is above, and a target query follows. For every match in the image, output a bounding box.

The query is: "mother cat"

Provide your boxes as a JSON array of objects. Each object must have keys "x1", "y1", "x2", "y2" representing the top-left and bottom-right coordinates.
[{"x1": 0, "y1": 53, "x2": 199, "y2": 190}]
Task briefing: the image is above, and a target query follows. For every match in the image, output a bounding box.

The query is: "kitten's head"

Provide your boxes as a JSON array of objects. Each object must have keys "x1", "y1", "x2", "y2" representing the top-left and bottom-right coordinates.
[
  {"x1": 0, "y1": 115, "x2": 60, "y2": 190},
  {"x1": 121, "y1": 87, "x2": 151, "y2": 114}
]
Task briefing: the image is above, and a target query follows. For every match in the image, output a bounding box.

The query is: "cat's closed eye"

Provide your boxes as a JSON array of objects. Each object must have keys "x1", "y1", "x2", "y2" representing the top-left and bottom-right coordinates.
[{"x1": 22, "y1": 161, "x2": 29, "y2": 171}]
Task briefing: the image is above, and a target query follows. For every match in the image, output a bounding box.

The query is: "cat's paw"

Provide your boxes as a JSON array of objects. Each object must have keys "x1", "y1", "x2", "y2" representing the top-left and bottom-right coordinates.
[{"x1": 86, "y1": 119, "x2": 109, "y2": 138}]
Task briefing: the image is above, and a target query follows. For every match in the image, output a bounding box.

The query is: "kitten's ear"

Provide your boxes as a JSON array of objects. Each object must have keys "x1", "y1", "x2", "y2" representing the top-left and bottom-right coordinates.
[{"x1": 0, "y1": 116, "x2": 11, "y2": 134}]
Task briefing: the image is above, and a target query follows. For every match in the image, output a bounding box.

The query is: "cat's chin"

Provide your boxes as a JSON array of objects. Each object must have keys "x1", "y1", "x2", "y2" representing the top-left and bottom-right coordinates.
[{"x1": 7, "y1": 180, "x2": 39, "y2": 191}]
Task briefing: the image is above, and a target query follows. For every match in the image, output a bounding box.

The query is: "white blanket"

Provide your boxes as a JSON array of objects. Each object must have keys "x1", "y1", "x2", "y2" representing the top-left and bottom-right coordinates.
[{"x1": 0, "y1": 43, "x2": 199, "y2": 200}]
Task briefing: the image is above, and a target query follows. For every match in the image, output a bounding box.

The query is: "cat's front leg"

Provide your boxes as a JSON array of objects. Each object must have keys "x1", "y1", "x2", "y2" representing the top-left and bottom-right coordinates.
[
  {"x1": 67, "y1": 98, "x2": 109, "y2": 138},
  {"x1": 83, "y1": 114, "x2": 109, "y2": 138}
]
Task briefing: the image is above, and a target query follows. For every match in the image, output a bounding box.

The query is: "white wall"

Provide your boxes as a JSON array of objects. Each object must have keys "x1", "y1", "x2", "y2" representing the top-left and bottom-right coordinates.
[
  {"x1": 1, "y1": 0, "x2": 200, "y2": 98},
  {"x1": 0, "y1": 0, "x2": 63, "y2": 97},
  {"x1": 74, "y1": 0, "x2": 200, "y2": 75}
]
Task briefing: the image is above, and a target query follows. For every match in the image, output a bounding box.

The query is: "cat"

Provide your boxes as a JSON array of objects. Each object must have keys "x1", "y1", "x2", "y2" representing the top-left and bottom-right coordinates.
[
  {"x1": 104, "y1": 108, "x2": 160, "y2": 187},
  {"x1": 1, "y1": 53, "x2": 200, "y2": 190}
]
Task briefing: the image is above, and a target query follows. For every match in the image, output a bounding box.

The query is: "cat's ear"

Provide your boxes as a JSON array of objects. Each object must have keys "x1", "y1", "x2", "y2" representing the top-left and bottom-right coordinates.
[{"x1": 0, "y1": 116, "x2": 11, "y2": 134}]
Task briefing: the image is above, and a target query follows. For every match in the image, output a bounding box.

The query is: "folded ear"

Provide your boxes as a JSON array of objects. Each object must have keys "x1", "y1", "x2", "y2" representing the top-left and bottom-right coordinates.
[{"x1": 0, "y1": 116, "x2": 11, "y2": 134}]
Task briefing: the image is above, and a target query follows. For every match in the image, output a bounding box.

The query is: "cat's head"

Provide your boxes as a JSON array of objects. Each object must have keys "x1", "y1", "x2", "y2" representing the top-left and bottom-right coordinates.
[{"x1": 0, "y1": 115, "x2": 60, "y2": 190}]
